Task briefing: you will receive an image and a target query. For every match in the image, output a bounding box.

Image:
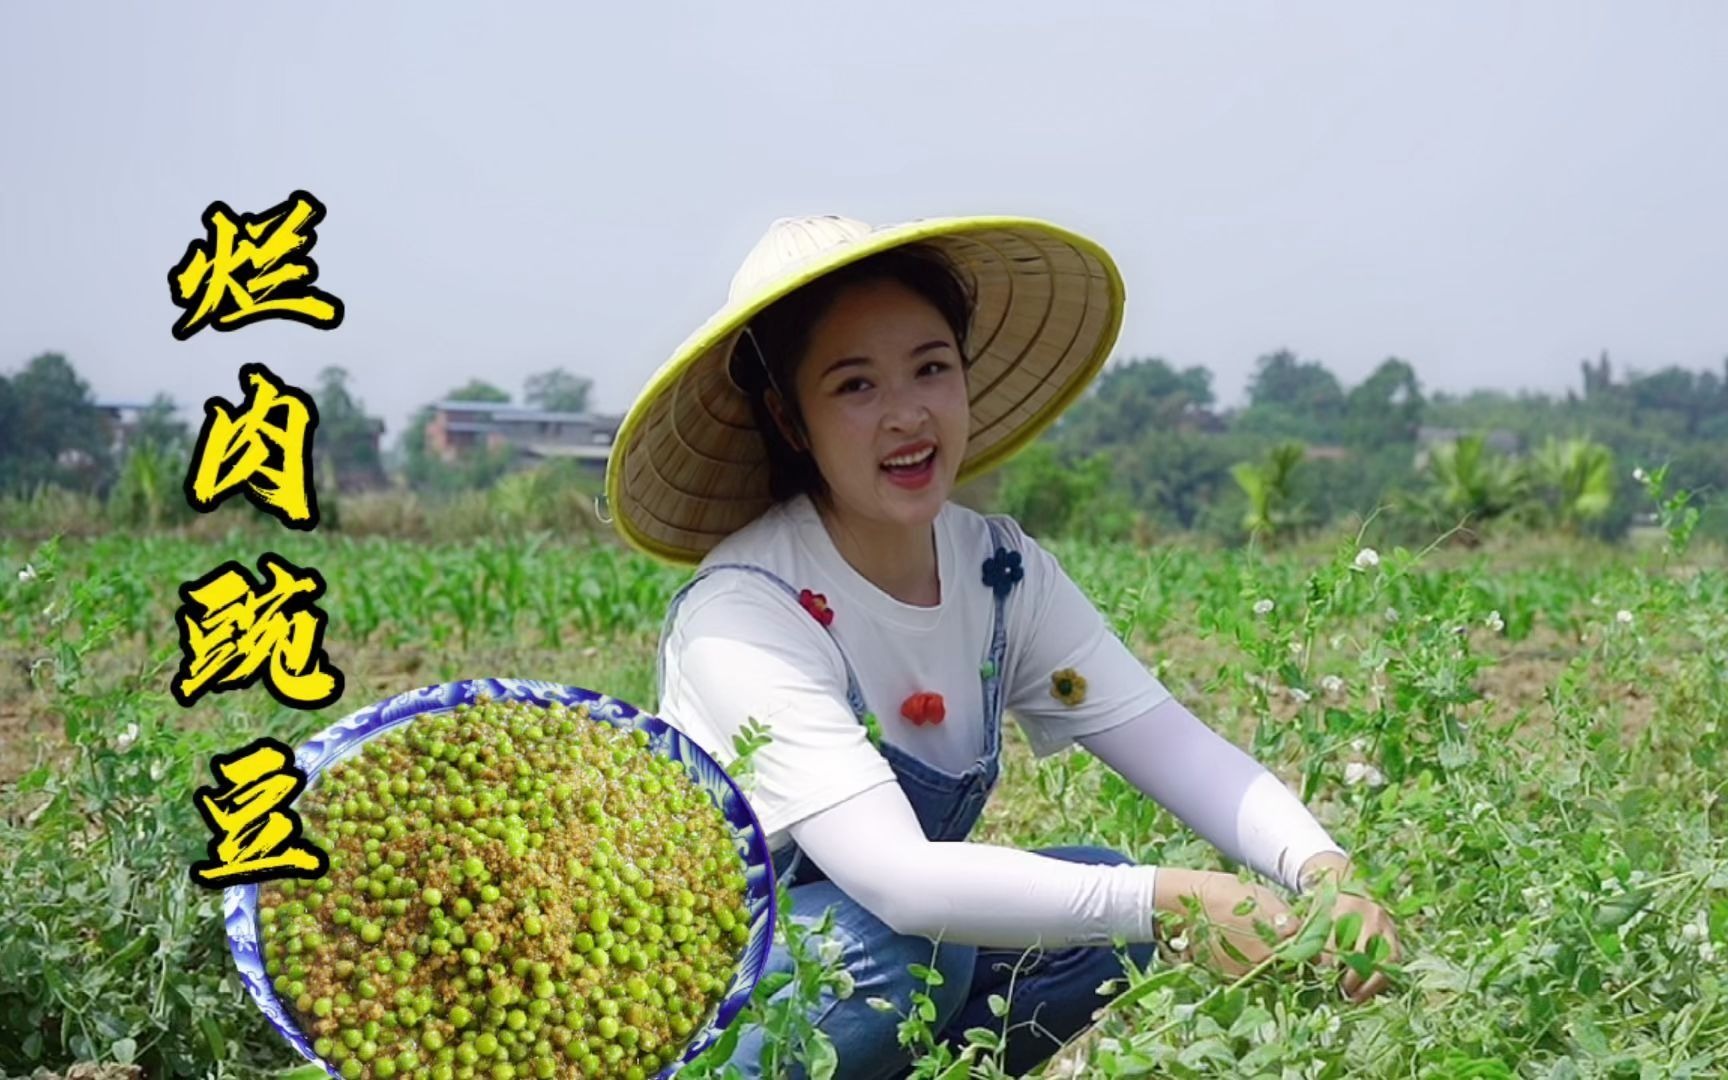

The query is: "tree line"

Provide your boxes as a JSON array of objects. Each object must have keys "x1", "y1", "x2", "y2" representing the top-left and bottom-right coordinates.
[
  {"x1": 3, "y1": 348, "x2": 1722, "y2": 546},
  {"x1": 994, "y1": 348, "x2": 1728, "y2": 546}
]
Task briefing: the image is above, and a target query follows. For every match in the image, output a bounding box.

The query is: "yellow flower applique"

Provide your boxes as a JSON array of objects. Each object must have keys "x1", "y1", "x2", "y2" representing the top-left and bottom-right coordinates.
[{"x1": 1050, "y1": 667, "x2": 1087, "y2": 707}]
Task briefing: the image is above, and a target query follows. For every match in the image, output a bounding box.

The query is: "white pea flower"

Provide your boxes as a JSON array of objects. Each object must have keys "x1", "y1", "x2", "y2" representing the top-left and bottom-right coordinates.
[
  {"x1": 1484, "y1": 610, "x2": 1505, "y2": 633},
  {"x1": 1273, "y1": 911, "x2": 1292, "y2": 931},
  {"x1": 1702, "y1": 943, "x2": 1719, "y2": 964},
  {"x1": 1353, "y1": 547, "x2": 1380, "y2": 570},
  {"x1": 866, "y1": 996, "x2": 896, "y2": 1014},
  {"x1": 1616, "y1": 609, "x2": 1634, "y2": 626},
  {"x1": 1682, "y1": 922, "x2": 1705, "y2": 943},
  {"x1": 1168, "y1": 934, "x2": 1190, "y2": 953},
  {"x1": 1287, "y1": 686, "x2": 1312, "y2": 704},
  {"x1": 1253, "y1": 598, "x2": 1275, "y2": 617},
  {"x1": 116, "y1": 723, "x2": 139, "y2": 752},
  {"x1": 1350, "y1": 737, "x2": 1366, "y2": 753},
  {"x1": 1289, "y1": 641, "x2": 1305, "y2": 657},
  {"x1": 1384, "y1": 607, "x2": 1400, "y2": 624},
  {"x1": 1633, "y1": 467, "x2": 1648, "y2": 483},
  {"x1": 1628, "y1": 870, "x2": 1648, "y2": 885},
  {"x1": 818, "y1": 937, "x2": 844, "y2": 966},
  {"x1": 1096, "y1": 979, "x2": 1122, "y2": 995},
  {"x1": 1344, "y1": 762, "x2": 1385, "y2": 787},
  {"x1": 17, "y1": 563, "x2": 37, "y2": 582},
  {"x1": 1321, "y1": 674, "x2": 1346, "y2": 698},
  {"x1": 1316, "y1": 1008, "x2": 1342, "y2": 1039},
  {"x1": 831, "y1": 969, "x2": 855, "y2": 999}
]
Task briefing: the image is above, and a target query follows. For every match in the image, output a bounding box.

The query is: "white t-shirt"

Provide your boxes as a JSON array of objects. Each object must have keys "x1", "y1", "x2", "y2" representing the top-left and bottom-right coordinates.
[{"x1": 657, "y1": 493, "x2": 1173, "y2": 853}]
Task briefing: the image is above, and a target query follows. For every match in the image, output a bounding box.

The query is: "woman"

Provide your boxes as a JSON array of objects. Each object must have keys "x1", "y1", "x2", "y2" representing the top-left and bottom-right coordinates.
[{"x1": 607, "y1": 215, "x2": 1400, "y2": 1078}]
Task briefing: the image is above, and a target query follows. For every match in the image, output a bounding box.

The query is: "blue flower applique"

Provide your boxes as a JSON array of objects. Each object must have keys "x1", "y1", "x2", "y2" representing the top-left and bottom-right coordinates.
[{"x1": 981, "y1": 547, "x2": 1024, "y2": 599}]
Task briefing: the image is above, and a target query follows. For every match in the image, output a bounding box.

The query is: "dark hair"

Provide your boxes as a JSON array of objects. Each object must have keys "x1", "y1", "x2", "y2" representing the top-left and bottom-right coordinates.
[{"x1": 729, "y1": 243, "x2": 975, "y2": 505}]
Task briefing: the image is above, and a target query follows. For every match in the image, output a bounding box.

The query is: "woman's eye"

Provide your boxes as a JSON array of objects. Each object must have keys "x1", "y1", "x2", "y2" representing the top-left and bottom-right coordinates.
[
  {"x1": 837, "y1": 378, "x2": 869, "y2": 394},
  {"x1": 920, "y1": 360, "x2": 952, "y2": 376}
]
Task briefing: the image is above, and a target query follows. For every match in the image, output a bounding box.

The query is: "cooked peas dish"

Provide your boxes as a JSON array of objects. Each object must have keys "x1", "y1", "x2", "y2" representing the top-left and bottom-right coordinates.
[{"x1": 257, "y1": 698, "x2": 752, "y2": 1080}]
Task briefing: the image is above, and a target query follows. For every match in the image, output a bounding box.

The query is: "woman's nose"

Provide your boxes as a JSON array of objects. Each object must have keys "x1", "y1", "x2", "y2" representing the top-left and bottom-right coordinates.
[{"x1": 880, "y1": 380, "x2": 931, "y2": 428}]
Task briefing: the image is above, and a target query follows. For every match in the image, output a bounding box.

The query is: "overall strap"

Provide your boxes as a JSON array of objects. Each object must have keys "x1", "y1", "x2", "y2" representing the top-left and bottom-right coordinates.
[{"x1": 979, "y1": 516, "x2": 1016, "y2": 738}]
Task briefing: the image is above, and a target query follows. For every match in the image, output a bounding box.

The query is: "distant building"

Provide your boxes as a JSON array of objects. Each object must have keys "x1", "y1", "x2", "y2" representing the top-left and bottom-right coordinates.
[
  {"x1": 92, "y1": 401, "x2": 155, "y2": 456},
  {"x1": 424, "y1": 401, "x2": 620, "y2": 474}
]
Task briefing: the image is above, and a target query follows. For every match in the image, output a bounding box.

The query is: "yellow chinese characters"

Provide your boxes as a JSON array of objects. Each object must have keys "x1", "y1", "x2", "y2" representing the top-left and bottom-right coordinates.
[
  {"x1": 168, "y1": 189, "x2": 345, "y2": 340},
  {"x1": 185, "y1": 362, "x2": 319, "y2": 529},
  {"x1": 190, "y1": 737, "x2": 327, "y2": 887},
  {"x1": 174, "y1": 553, "x2": 344, "y2": 710}
]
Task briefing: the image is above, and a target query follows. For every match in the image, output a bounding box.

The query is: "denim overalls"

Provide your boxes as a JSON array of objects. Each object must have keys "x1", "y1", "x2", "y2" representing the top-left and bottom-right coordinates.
[{"x1": 655, "y1": 516, "x2": 1154, "y2": 1078}]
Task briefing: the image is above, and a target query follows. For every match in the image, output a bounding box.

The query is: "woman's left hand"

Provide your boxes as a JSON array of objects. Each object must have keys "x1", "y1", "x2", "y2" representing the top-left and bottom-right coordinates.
[{"x1": 1298, "y1": 853, "x2": 1401, "y2": 1004}]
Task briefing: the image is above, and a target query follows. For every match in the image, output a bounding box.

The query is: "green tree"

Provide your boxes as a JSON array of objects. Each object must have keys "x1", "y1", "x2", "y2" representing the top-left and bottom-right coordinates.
[
  {"x1": 1238, "y1": 349, "x2": 1346, "y2": 440},
  {"x1": 313, "y1": 366, "x2": 387, "y2": 492},
  {"x1": 1526, "y1": 436, "x2": 1617, "y2": 534},
  {"x1": 1343, "y1": 358, "x2": 1424, "y2": 449},
  {"x1": 447, "y1": 380, "x2": 510, "y2": 403},
  {"x1": 0, "y1": 352, "x2": 112, "y2": 494},
  {"x1": 1407, "y1": 433, "x2": 1528, "y2": 540},
  {"x1": 1229, "y1": 440, "x2": 1310, "y2": 543},
  {"x1": 523, "y1": 368, "x2": 593, "y2": 413},
  {"x1": 996, "y1": 441, "x2": 1136, "y2": 542},
  {"x1": 1053, "y1": 356, "x2": 1214, "y2": 448},
  {"x1": 130, "y1": 393, "x2": 192, "y2": 456}
]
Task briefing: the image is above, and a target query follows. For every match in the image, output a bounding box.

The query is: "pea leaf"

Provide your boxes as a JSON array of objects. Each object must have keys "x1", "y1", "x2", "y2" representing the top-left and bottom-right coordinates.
[
  {"x1": 1282, "y1": 912, "x2": 1333, "y2": 966},
  {"x1": 806, "y1": 1032, "x2": 839, "y2": 1080},
  {"x1": 964, "y1": 1027, "x2": 1003, "y2": 1050},
  {"x1": 1333, "y1": 911, "x2": 1364, "y2": 951}
]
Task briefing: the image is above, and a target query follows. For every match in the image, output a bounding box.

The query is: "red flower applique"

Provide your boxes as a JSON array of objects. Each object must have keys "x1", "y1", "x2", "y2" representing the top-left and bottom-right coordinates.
[
  {"x1": 900, "y1": 692, "x2": 946, "y2": 727},
  {"x1": 797, "y1": 588, "x2": 834, "y2": 628}
]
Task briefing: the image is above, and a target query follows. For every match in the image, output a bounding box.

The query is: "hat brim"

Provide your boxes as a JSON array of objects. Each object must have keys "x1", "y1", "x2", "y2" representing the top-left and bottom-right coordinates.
[{"x1": 607, "y1": 216, "x2": 1125, "y2": 566}]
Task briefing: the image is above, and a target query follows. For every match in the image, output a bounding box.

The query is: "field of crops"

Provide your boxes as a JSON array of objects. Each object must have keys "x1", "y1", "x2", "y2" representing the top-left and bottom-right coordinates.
[{"x1": 2, "y1": 517, "x2": 1726, "y2": 1079}]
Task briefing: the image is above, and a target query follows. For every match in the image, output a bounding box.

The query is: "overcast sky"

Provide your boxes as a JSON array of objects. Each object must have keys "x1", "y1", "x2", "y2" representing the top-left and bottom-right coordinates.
[{"x1": 3, "y1": 2, "x2": 1723, "y2": 445}]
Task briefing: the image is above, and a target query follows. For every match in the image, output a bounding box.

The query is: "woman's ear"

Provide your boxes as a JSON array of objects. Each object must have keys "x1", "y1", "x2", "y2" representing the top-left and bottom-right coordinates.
[{"x1": 764, "y1": 389, "x2": 806, "y2": 453}]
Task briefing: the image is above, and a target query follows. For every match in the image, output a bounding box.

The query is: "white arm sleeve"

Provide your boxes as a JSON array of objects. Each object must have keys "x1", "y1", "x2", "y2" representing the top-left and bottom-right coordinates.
[
  {"x1": 786, "y1": 780, "x2": 1161, "y2": 948},
  {"x1": 1077, "y1": 696, "x2": 1348, "y2": 894}
]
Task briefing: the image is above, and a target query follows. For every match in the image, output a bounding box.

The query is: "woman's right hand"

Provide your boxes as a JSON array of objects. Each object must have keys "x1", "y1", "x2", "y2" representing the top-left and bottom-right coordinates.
[{"x1": 1152, "y1": 867, "x2": 1300, "y2": 978}]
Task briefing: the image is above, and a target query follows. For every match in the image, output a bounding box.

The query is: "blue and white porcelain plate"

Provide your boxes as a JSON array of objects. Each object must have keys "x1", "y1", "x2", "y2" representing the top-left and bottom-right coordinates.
[{"x1": 224, "y1": 678, "x2": 777, "y2": 1079}]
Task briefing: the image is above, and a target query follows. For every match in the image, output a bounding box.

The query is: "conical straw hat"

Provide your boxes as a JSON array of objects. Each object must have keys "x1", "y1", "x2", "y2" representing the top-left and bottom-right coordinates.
[{"x1": 606, "y1": 214, "x2": 1125, "y2": 566}]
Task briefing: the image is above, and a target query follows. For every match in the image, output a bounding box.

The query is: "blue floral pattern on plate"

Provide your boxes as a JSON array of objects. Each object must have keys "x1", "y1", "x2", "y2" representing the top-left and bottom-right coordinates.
[{"x1": 225, "y1": 678, "x2": 776, "y2": 1079}]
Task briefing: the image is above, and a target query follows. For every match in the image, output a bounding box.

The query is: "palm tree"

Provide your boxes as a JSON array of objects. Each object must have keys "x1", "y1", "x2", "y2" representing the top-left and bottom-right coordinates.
[
  {"x1": 1230, "y1": 441, "x2": 1309, "y2": 542},
  {"x1": 1527, "y1": 436, "x2": 1616, "y2": 533},
  {"x1": 1408, "y1": 433, "x2": 1527, "y2": 540}
]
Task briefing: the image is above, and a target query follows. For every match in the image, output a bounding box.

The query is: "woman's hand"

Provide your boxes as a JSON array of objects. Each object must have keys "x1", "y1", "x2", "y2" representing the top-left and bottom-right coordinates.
[
  {"x1": 1153, "y1": 868, "x2": 1299, "y2": 978},
  {"x1": 1298, "y1": 852, "x2": 1402, "y2": 1004}
]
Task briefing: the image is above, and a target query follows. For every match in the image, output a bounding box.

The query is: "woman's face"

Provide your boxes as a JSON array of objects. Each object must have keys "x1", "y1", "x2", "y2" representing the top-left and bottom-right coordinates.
[{"x1": 783, "y1": 277, "x2": 971, "y2": 531}]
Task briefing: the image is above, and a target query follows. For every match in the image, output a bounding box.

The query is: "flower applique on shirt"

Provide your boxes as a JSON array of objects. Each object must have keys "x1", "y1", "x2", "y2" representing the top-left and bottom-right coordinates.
[
  {"x1": 1050, "y1": 667, "x2": 1087, "y2": 707},
  {"x1": 981, "y1": 547, "x2": 1024, "y2": 599},
  {"x1": 900, "y1": 692, "x2": 946, "y2": 727},
  {"x1": 797, "y1": 588, "x2": 834, "y2": 628}
]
